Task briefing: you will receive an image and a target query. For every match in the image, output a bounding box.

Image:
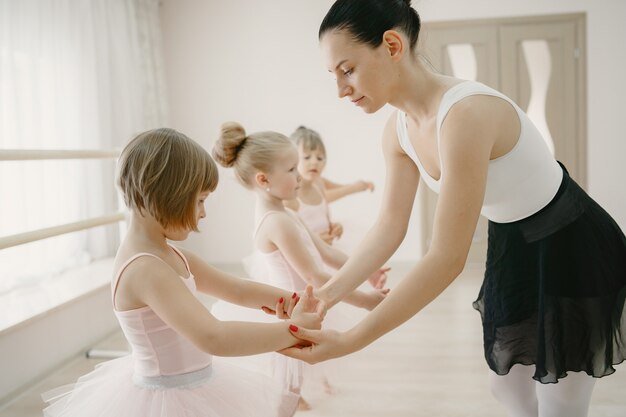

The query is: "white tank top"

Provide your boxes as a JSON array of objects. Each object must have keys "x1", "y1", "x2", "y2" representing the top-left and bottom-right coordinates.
[{"x1": 396, "y1": 81, "x2": 563, "y2": 223}]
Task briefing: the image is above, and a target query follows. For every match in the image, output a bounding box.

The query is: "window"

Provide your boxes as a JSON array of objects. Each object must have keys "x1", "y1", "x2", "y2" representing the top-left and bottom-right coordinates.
[{"x1": 0, "y1": 0, "x2": 167, "y2": 298}]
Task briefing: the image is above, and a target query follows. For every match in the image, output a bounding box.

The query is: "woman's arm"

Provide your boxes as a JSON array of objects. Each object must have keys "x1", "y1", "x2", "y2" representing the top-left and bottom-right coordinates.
[
  {"x1": 318, "y1": 115, "x2": 420, "y2": 308},
  {"x1": 322, "y1": 177, "x2": 374, "y2": 203},
  {"x1": 118, "y1": 257, "x2": 323, "y2": 357},
  {"x1": 284, "y1": 95, "x2": 508, "y2": 363}
]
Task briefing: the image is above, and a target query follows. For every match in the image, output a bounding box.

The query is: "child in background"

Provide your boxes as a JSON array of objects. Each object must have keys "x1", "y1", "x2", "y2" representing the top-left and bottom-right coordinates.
[
  {"x1": 42, "y1": 128, "x2": 325, "y2": 417},
  {"x1": 287, "y1": 126, "x2": 374, "y2": 245},
  {"x1": 212, "y1": 122, "x2": 389, "y2": 410},
  {"x1": 287, "y1": 125, "x2": 389, "y2": 289}
]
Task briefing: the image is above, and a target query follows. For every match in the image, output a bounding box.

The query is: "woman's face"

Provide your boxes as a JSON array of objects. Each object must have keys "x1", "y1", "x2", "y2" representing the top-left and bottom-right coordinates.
[{"x1": 320, "y1": 30, "x2": 394, "y2": 114}]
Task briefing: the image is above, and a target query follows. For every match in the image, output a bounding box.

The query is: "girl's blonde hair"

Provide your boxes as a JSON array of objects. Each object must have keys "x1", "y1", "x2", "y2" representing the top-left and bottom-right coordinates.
[
  {"x1": 212, "y1": 122, "x2": 293, "y2": 188},
  {"x1": 117, "y1": 128, "x2": 218, "y2": 231},
  {"x1": 290, "y1": 126, "x2": 326, "y2": 158}
]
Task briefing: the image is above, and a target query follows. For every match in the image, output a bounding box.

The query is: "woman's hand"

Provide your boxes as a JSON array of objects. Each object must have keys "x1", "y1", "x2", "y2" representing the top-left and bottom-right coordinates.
[
  {"x1": 280, "y1": 326, "x2": 354, "y2": 364},
  {"x1": 367, "y1": 267, "x2": 390, "y2": 289}
]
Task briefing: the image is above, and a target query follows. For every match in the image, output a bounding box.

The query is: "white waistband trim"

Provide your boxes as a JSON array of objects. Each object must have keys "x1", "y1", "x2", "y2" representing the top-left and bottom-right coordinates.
[{"x1": 133, "y1": 365, "x2": 213, "y2": 389}]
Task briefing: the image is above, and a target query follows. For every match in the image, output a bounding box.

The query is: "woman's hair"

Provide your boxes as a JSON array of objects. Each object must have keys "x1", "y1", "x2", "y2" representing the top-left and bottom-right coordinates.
[
  {"x1": 290, "y1": 126, "x2": 326, "y2": 158},
  {"x1": 319, "y1": 0, "x2": 421, "y2": 51},
  {"x1": 212, "y1": 122, "x2": 293, "y2": 188},
  {"x1": 116, "y1": 128, "x2": 218, "y2": 232}
]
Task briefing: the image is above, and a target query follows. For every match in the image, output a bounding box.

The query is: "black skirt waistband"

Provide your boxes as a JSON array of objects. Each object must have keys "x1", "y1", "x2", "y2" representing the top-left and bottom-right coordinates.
[{"x1": 494, "y1": 161, "x2": 586, "y2": 243}]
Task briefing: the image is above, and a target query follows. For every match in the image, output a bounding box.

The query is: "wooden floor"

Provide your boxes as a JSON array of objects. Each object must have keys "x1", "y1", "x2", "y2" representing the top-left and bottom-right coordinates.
[{"x1": 2, "y1": 264, "x2": 625, "y2": 417}]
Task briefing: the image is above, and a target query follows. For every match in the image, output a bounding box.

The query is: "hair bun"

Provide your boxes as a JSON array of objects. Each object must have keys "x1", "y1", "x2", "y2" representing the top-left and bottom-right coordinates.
[{"x1": 212, "y1": 122, "x2": 247, "y2": 168}]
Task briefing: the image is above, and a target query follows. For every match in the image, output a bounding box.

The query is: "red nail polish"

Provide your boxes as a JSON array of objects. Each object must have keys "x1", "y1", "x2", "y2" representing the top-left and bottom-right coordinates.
[
  {"x1": 289, "y1": 324, "x2": 298, "y2": 332},
  {"x1": 292, "y1": 292, "x2": 297, "y2": 299},
  {"x1": 279, "y1": 297, "x2": 284, "y2": 304}
]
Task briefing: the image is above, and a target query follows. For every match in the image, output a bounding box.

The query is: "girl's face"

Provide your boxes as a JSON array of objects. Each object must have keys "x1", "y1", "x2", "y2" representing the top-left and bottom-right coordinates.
[
  {"x1": 194, "y1": 190, "x2": 209, "y2": 224},
  {"x1": 297, "y1": 145, "x2": 326, "y2": 182},
  {"x1": 320, "y1": 30, "x2": 395, "y2": 114},
  {"x1": 164, "y1": 190, "x2": 209, "y2": 240},
  {"x1": 266, "y1": 146, "x2": 301, "y2": 200}
]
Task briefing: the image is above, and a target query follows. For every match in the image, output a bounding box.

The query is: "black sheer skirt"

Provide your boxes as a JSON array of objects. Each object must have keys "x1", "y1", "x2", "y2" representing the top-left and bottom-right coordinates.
[{"x1": 473, "y1": 162, "x2": 626, "y2": 383}]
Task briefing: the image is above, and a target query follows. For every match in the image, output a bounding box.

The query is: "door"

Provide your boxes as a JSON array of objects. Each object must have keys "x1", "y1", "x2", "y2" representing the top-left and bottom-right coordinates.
[{"x1": 418, "y1": 14, "x2": 586, "y2": 266}]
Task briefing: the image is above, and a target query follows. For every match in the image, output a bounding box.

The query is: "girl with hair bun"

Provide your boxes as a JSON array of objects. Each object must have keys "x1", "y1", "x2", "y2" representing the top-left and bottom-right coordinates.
[
  {"x1": 283, "y1": 1, "x2": 626, "y2": 416},
  {"x1": 212, "y1": 122, "x2": 389, "y2": 410}
]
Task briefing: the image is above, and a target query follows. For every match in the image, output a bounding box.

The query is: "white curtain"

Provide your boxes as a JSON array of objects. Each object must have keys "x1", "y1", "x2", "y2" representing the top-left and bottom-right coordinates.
[{"x1": 0, "y1": 0, "x2": 167, "y2": 295}]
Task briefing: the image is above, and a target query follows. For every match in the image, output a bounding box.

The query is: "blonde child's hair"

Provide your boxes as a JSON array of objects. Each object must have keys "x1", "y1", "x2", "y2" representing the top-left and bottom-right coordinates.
[
  {"x1": 212, "y1": 122, "x2": 293, "y2": 188},
  {"x1": 117, "y1": 127, "x2": 218, "y2": 231},
  {"x1": 290, "y1": 126, "x2": 326, "y2": 158}
]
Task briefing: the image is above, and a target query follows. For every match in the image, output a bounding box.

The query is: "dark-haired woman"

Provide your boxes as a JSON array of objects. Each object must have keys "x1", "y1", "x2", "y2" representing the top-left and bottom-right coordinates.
[{"x1": 282, "y1": 1, "x2": 626, "y2": 415}]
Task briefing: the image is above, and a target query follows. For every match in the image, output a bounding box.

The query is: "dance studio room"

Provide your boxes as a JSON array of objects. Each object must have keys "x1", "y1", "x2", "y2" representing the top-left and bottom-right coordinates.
[{"x1": 1, "y1": 1, "x2": 625, "y2": 416}]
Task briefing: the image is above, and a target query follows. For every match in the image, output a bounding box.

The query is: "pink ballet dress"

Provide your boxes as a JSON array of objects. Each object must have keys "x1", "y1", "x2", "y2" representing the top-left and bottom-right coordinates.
[
  {"x1": 42, "y1": 246, "x2": 298, "y2": 417},
  {"x1": 295, "y1": 185, "x2": 355, "y2": 256},
  {"x1": 212, "y1": 211, "x2": 316, "y2": 392},
  {"x1": 296, "y1": 191, "x2": 332, "y2": 238},
  {"x1": 252, "y1": 211, "x2": 354, "y2": 391},
  {"x1": 296, "y1": 189, "x2": 346, "y2": 272}
]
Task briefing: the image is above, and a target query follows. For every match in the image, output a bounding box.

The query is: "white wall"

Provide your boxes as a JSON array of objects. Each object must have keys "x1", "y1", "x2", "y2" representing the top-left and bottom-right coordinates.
[
  {"x1": 0, "y1": 284, "x2": 118, "y2": 403},
  {"x1": 160, "y1": 0, "x2": 626, "y2": 264}
]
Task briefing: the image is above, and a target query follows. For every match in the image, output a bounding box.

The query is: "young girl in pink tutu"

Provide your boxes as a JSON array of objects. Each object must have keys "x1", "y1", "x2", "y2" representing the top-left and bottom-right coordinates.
[
  {"x1": 287, "y1": 126, "x2": 375, "y2": 245},
  {"x1": 287, "y1": 126, "x2": 389, "y2": 289},
  {"x1": 42, "y1": 128, "x2": 325, "y2": 417},
  {"x1": 211, "y1": 122, "x2": 388, "y2": 410}
]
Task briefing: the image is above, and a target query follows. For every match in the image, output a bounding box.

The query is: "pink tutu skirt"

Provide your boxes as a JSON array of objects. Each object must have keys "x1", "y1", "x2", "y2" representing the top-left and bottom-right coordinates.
[
  {"x1": 211, "y1": 297, "x2": 360, "y2": 395},
  {"x1": 210, "y1": 300, "x2": 304, "y2": 391},
  {"x1": 42, "y1": 355, "x2": 298, "y2": 417}
]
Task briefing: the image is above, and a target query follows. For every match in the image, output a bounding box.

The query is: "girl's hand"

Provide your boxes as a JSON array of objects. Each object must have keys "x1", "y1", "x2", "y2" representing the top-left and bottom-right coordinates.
[
  {"x1": 357, "y1": 180, "x2": 375, "y2": 192},
  {"x1": 360, "y1": 288, "x2": 390, "y2": 311},
  {"x1": 319, "y1": 231, "x2": 335, "y2": 244},
  {"x1": 290, "y1": 285, "x2": 326, "y2": 330},
  {"x1": 280, "y1": 327, "x2": 353, "y2": 364},
  {"x1": 329, "y1": 222, "x2": 343, "y2": 239},
  {"x1": 367, "y1": 267, "x2": 390, "y2": 289},
  {"x1": 261, "y1": 291, "x2": 298, "y2": 318}
]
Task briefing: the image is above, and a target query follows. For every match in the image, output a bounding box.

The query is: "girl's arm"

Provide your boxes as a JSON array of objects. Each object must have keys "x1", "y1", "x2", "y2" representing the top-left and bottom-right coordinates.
[
  {"x1": 322, "y1": 178, "x2": 374, "y2": 203},
  {"x1": 303, "y1": 220, "x2": 348, "y2": 269},
  {"x1": 179, "y1": 247, "x2": 295, "y2": 313},
  {"x1": 303, "y1": 218, "x2": 389, "y2": 292},
  {"x1": 121, "y1": 257, "x2": 322, "y2": 357},
  {"x1": 262, "y1": 213, "x2": 382, "y2": 309},
  {"x1": 317, "y1": 114, "x2": 420, "y2": 308},
  {"x1": 284, "y1": 96, "x2": 507, "y2": 363}
]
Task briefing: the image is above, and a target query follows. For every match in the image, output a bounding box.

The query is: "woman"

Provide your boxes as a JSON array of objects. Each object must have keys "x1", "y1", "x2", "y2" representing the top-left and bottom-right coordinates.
[{"x1": 282, "y1": 1, "x2": 626, "y2": 416}]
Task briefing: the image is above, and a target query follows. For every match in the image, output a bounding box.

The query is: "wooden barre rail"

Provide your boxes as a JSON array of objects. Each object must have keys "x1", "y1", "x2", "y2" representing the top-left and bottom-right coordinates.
[
  {"x1": 0, "y1": 149, "x2": 119, "y2": 161},
  {"x1": 0, "y1": 148, "x2": 123, "y2": 250},
  {"x1": 0, "y1": 212, "x2": 126, "y2": 250}
]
